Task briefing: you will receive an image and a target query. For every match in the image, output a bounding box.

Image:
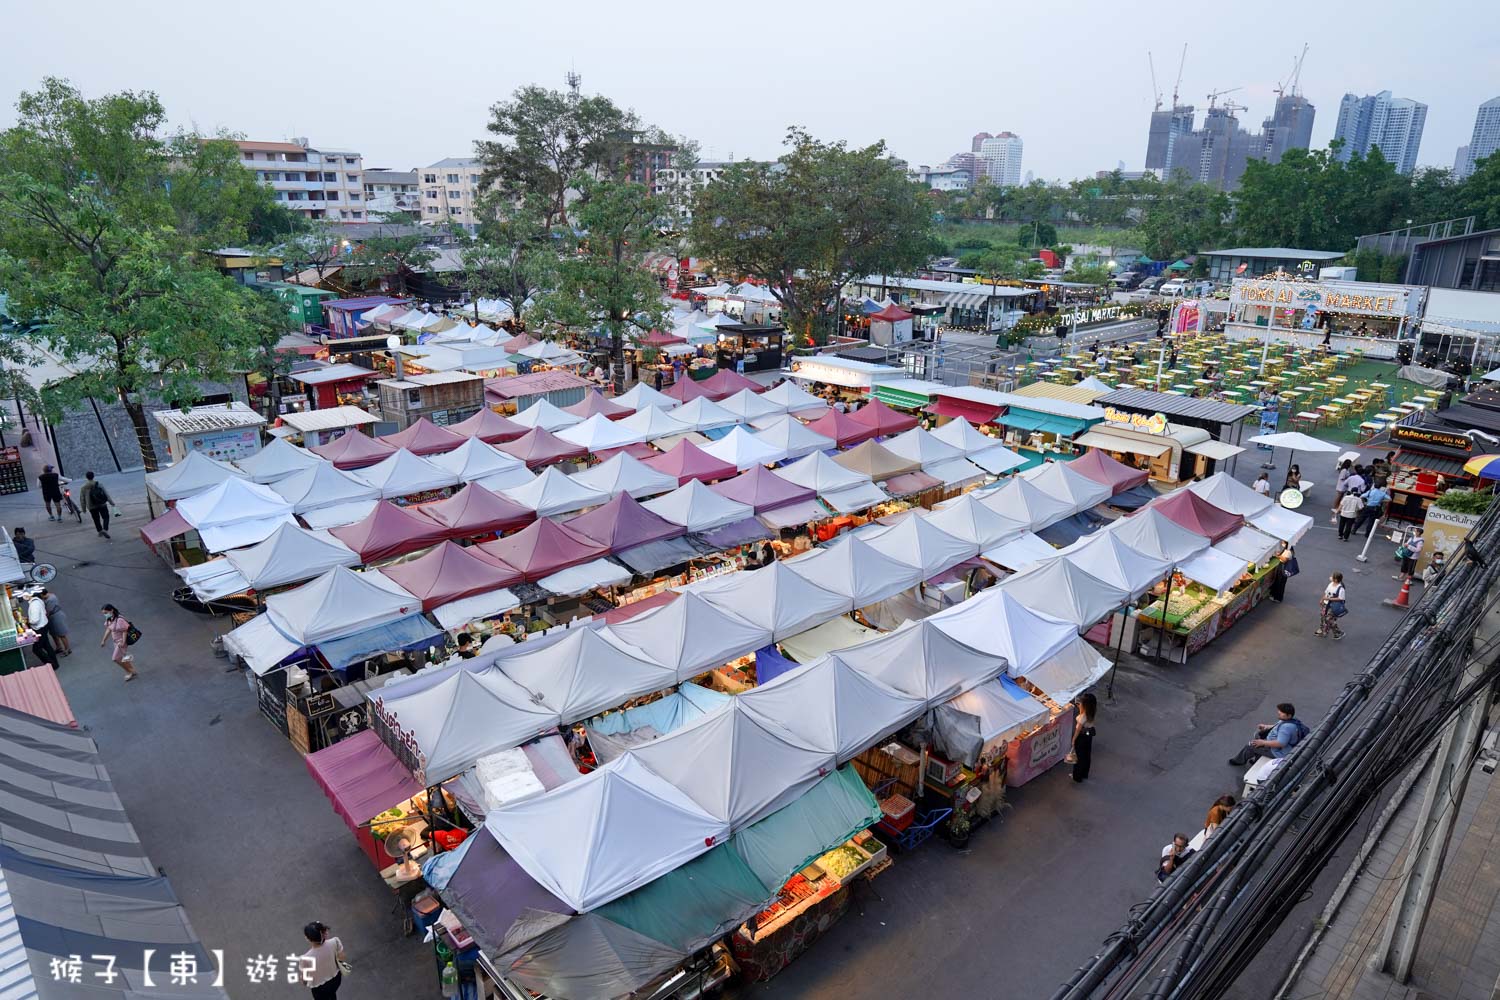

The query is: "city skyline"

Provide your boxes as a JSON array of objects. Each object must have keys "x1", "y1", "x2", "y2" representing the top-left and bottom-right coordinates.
[{"x1": 0, "y1": 0, "x2": 1493, "y2": 184}]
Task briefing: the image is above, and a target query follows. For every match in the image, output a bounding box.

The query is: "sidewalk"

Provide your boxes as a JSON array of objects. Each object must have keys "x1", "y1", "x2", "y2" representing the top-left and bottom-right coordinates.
[{"x1": 1280, "y1": 735, "x2": 1500, "y2": 1000}]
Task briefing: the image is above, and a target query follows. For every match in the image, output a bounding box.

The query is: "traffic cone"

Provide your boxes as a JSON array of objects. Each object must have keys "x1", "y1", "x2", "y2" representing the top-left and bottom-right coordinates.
[{"x1": 1383, "y1": 576, "x2": 1412, "y2": 609}]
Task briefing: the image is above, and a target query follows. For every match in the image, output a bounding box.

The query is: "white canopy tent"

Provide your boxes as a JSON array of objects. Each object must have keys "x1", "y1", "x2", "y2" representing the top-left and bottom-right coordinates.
[
  {"x1": 1188, "y1": 472, "x2": 1273, "y2": 517},
  {"x1": 373, "y1": 665, "x2": 560, "y2": 785},
  {"x1": 926, "y1": 493, "x2": 1028, "y2": 549},
  {"x1": 859, "y1": 515, "x2": 978, "y2": 580},
  {"x1": 431, "y1": 438, "x2": 530, "y2": 484},
  {"x1": 222, "y1": 613, "x2": 306, "y2": 676},
  {"x1": 1104, "y1": 507, "x2": 1212, "y2": 563},
  {"x1": 969, "y1": 445, "x2": 1030, "y2": 476},
  {"x1": 1214, "y1": 525, "x2": 1283, "y2": 566},
  {"x1": 879, "y1": 427, "x2": 963, "y2": 469},
  {"x1": 558, "y1": 414, "x2": 649, "y2": 453},
  {"x1": 978, "y1": 476, "x2": 1078, "y2": 530},
  {"x1": 233, "y1": 439, "x2": 324, "y2": 484},
  {"x1": 999, "y1": 558, "x2": 1129, "y2": 629},
  {"x1": 144, "y1": 451, "x2": 247, "y2": 501},
  {"x1": 615, "y1": 383, "x2": 680, "y2": 412},
  {"x1": 1022, "y1": 461, "x2": 1113, "y2": 510},
  {"x1": 616, "y1": 405, "x2": 687, "y2": 441},
  {"x1": 358, "y1": 448, "x2": 461, "y2": 498},
  {"x1": 298, "y1": 500, "x2": 379, "y2": 530},
  {"x1": 605, "y1": 592, "x2": 772, "y2": 682},
  {"x1": 689, "y1": 560, "x2": 853, "y2": 642},
  {"x1": 930, "y1": 587, "x2": 1080, "y2": 677},
  {"x1": 472, "y1": 465, "x2": 538, "y2": 494},
  {"x1": 784, "y1": 534, "x2": 923, "y2": 608},
  {"x1": 511, "y1": 399, "x2": 583, "y2": 432},
  {"x1": 834, "y1": 618, "x2": 1007, "y2": 703},
  {"x1": 717, "y1": 389, "x2": 785, "y2": 423},
  {"x1": 760, "y1": 380, "x2": 829, "y2": 415},
  {"x1": 570, "y1": 453, "x2": 678, "y2": 499},
  {"x1": 1023, "y1": 637, "x2": 1112, "y2": 704},
  {"x1": 223, "y1": 523, "x2": 359, "y2": 591},
  {"x1": 174, "y1": 477, "x2": 296, "y2": 551},
  {"x1": 1177, "y1": 546, "x2": 1254, "y2": 593},
  {"x1": 270, "y1": 461, "x2": 379, "y2": 512},
  {"x1": 777, "y1": 616, "x2": 881, "y2": 663},
  {"x1": 752, "y1": 416, "x2": 836, "y2": 461},
  {"x1": 630, "y1": 699, "x2": 836, "y2": 828},
  {"x1": 666, "y1": 397, "x2": 740, "y2": 432},
  {"x1": 1057, "y1": 531, "x2": 1173, "y2": 600},
  {"x1": 433, "y1": 588, "x2": 521, "y2": 630},
  {"x1": 264, "y1": 565, "x2": 417, "y2": 645},
  {"x1": 502, "y1": 466, "x2": 608, "y2": 516},
  {"x1": 484, "y1": 754, "x2": 729, "y2": 912},
  {"x1": 738, "y1": 655, "x2": 926, "y2": 763},
  {"x1": 774, "y1": 450, "x2": 869, "y2": 493},
  {"x1": 981, "y1": 531, "x2": 1058, "y2": 572},
  {"x1": 1248, "y1": 505, "x2": 1314, "y2": 544},
  {"x1": 643, "y1": 480, "x2": 754, "y2": 532},
  {"x1": 700, "y1": 426, "x2": 787, "y2": 470},
  {"x1": 941, "y1": 677, "x2": 1051, "y2": 762},
  {"x1": 537, "y1": 558, "x2": 634, "y2": 597},
  {"x1": 818, "y1": 481, "x2": 890, "y2": 513},
  {"x1": 494, "y1": 627, "x2": 675, "y2": 725}
]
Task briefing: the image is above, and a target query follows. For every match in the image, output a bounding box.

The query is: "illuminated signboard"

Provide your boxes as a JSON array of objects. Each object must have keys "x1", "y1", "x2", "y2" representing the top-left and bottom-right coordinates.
[
  {"x1": 1104, "y1": 407, "x2": 1169, "y2": 435},
  {"x1": 1229, "y1": 278, "x2": 1416, "y2": 317}
]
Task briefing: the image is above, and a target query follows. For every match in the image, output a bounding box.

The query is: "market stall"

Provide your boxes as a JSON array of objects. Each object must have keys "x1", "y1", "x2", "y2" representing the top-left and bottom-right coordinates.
[{"x1": 1385, "y1": 423, "x2": 1477, "y2": 524}]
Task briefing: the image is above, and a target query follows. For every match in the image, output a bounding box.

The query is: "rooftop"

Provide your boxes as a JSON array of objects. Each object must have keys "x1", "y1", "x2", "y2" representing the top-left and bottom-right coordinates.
[
  {"x1": 234, "y1": 140, "x2": 306, "y2": 153},
  {"x1": 151, "y1": 401, "x2": 267, "y2": 434},
  {"x1": 852, "y1": 274, "x2": 1039, "y2": 297},
  {"x1": 287, "y1": 363, "x2": 380, "y2": 386},
  {"x1": 484, "y1": 370, "x2": 593, "y2": 398},
  {"x1": 278, "y1": 406, "x2": 379, "y2": 432},
  {"x1": 323, "y1": 296, "x2": 409, "y2": 312},
  {"x1": 1096, "y1": 387, "x2": 1258, "y2": 424},
  {"x1": 1202, "y1": 247, "x2": 1349, "y2": 260},
  {"x1": 377, "y1": 370, "x2": 484, "y2": 389},
  {"x1": 428, "y1": 157, "x2": 480, "y2": 168}
]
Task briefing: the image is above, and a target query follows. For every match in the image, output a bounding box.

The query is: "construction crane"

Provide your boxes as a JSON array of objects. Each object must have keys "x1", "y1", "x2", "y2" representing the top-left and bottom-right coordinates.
[
  {"x1": 1171, "y1": 44, "x2": 1188, "y2": 108},
  {"x1": 1206, "y1": 87, "x2": 1242, "y2": 109},
  {"x1": 1288, "y1": 43, "x2": 1309, "y2": 96},
  {"x1": 1273, "y1": 45, "x2": 1310, "y2": 99},
  {"x1": 1148, "y1": 52, "x2": 1162, "y2": 111}
]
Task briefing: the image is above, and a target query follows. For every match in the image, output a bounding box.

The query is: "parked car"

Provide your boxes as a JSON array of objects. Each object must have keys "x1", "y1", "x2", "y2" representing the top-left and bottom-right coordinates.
[
  {"x1": 1159, "y1": 279, "x2": 1188, "y2": 298},
  {"x1": 1110, "y1": 270, "x2": 1143, "y2": 290},
  {"x1": 1139, "y1": 276, "x2": 1168, "y2": 291}
]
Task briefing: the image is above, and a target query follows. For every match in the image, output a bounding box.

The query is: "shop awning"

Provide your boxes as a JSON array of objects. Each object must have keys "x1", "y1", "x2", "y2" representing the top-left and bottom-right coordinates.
[
  {"x1": 140, "y1": 508, "x2": 193, "y2": 545},
  {"x1": 1394, "y1": 448, "x2": 1470, "y2": 477},
  {"x1": 1177, "y1": 547, "x2": 1249, "y2": 593},
  {"x1": 305, "y1": 729, "x2": 425, "y2": 829},
  {"x1": 940, "y1": 289, "x2": 991, "y2": 309},
  {"x1": 223, "y1": 614, "x2": 305, "y2": 676},
  {"x1": 929, "y1": 397, "x2": 1002, "y2": 425},
  {"x1": 1074, "y1": 429, "x2": 1172, "y2": 458},
  {"x1": 315, "y1": 613, "x2": 446, "y2": 670},
  {"x1": 433, "y1": 588, "x2": 521, "y2": 629},
  {"x1": 1183, "y1": 439, "x2": 1245, "y2": 461}
]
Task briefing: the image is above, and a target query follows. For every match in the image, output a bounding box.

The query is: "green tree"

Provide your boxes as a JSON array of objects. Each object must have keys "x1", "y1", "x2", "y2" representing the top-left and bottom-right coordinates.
[
  {"x1": 0, "y1": 78, "x2": 285, "y2": 470},
  {"x1": 343, "y1": 213, "x2": 439, "y2": 294},
  {"x1": 534, "y1": 177, "x2": 670, "y2": 394},
  {"x1": 235, "y1": 284, "x2": 299, "y2": 417},
  {"x1": 1137, "y1": 176, "x2": 1230, "y2": 260},
  {"x1": 1066, "y1": 263, "x2": 1113, "y2": 287},
  {"x1": 460, "y1": 194, "x2": 558, "y2": 328},
  {"x1": 475, "y1": 82, "x2": 637, "y2": 228},
  {"x1": 689, "y1": 128, "x2": 936, "y2": 345},
  {"x1": 1458, "y1": 151, "x2": 1500, "y2": 231},
  {"x1": 273, "y1": 220, "x2": 350, "y2": 288}
]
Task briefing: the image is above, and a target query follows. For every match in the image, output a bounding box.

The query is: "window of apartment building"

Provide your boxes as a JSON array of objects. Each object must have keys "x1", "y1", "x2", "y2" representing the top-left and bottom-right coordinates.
[
  {"x1": 448, "y1": 190, "x2": 460, "y2": 200},
  {"x1": 286, "y1": 192, "x2": 304, "y2": 201},
  {"x1": 470, "y1": 174, "x2": 480, "y2": 185},
  {"x1": 326, "y1": 191, "x2": 339, "y2": 200},
  {"x1": 350, "y1": 192, "x2": 361, "y2": 200},
  {"x1": 288, "y1": 153, "x2": 307, "y2": 162},
  {"x1": 323, "y1": 172, "x2": 336, "y2": 182},
  {"x1": 346, "y1": 173, "x2": 358, "y2": 183},
  {"x1": 449, "y1": 207, "x2": 462, "y2": 215},
  {"x1": 351, "y1": 211, "x2": 362, "y2": 219},
  {"x1": 423, "y1": 174, "x2": 437, "y2": 184},
  {"x1": 426, "y1": 189, "x2": 438, "y2": 199},
  {"x1": 447, "y1": 174, "x2": 460, "y2": 184},
  {"x1": 344, "y1": 157, "x2": 357, "y2": 164},
  {"x1": 427, "y1": 206, "x2": 439, "y2": 215}
]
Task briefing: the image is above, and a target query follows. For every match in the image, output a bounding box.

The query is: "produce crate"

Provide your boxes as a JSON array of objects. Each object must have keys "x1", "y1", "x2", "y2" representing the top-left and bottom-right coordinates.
[{"x1": 878, "y1": 794, "x2": 915, "y2": 832}]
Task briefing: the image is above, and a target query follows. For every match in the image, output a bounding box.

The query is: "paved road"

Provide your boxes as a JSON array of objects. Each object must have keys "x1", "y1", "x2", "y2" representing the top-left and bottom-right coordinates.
[{"x1": 0, "y1": 420, "x2": 1403, "y2": 1000}]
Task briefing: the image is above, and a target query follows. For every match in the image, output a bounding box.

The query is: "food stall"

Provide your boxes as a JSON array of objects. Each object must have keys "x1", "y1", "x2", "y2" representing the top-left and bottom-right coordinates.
[
  {"x1": 287, "y1": 363, "x2": 381, "y2": 411},
  {"x1": 1073, "y1": 412, "x2": 1232, "y2": 485},
  {"x1": 1224, "y1": 273, "x2": 1424, "y2": 360},
  {"x1": 277, "y1": 405, "x2": 380, "y2": 448},
  {"x1": 151, "y1": 401, "x2": 266, "y2": 464},
  {"x1": 714, "y1": 323, "x2": 785, "y2": 374},
  {"x1": 787, "y1": 355, "x2": 905, "y2": 405},
  {"x1": 1133, "y1": 555, "x2": 1279, "y2": 663},
  {"x1": 1385, "y1": 423, "x2": 1476, "y2": 524}
]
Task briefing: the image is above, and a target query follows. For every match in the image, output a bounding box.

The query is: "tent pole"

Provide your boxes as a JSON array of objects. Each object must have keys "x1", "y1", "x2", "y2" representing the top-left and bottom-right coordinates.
[{"x1": 1105, "y1": 604, "x2": 1131, "y2": 702}]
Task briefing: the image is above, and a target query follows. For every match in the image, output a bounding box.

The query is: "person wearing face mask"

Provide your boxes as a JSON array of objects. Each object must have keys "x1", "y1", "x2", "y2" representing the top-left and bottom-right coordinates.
[{"x1": 98, "y1": 604, "x2": 139, "y2": 680}]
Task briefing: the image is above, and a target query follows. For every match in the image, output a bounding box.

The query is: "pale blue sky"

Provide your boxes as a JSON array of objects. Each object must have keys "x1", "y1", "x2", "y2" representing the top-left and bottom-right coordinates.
[{"x1": 3, "y1": 0, "x2": 1496, "y2": 181}]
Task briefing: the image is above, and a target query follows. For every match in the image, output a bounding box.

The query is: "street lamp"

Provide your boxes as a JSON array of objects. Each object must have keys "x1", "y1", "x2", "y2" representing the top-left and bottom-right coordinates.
[{"x1": 387, "y1": 335, "x2": 405, "y2": 380}]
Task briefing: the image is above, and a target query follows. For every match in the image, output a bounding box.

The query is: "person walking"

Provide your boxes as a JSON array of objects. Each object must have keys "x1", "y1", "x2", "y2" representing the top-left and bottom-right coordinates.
[
  {"x1": 1337, "y1": 490, "x2": 1362, "y2": 541},
  {"x1": 98, "y1": 604, "x2": 138, "y2": 680},
  {"x1": 40, "y1": 588, "x2": 70, "y2": 656},
  {"x1": 1354, "y1": 482, "x2": 1389, "y2": 539},
  {"x1": 1316, "y1": 572, "x2": 1348, "y2": 639},
  {"x1": 38, "y1": 465, "x2": 64, "y2": 521},
  {"x1": 1396, "y1": 530, "x2": 1424, "y2": 580},
  {"x1": 24, "y1": 590, "x2": 58, "y2": 669},
  {"x1": 1070, "y1": 692, "x2": 1098, "y2": 783},
  {"x1": 300, "y1": 922, "x2": 347, "y2": 999},
  {"x1": 80, "y1": 472, "x2": 112, "y2": 538},
  {"x1": 1268, "y1": 543, "x2": 1298, "y2": 602}
]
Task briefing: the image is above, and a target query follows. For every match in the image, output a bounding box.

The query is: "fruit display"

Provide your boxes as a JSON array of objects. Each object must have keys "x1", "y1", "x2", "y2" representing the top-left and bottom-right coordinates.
[
  {"x1": 1139, "y1": 592, "x2": 1203, "y2": 626},
  {"x1": 816, "y1": 845, "x2": 867, "y2": 882}
]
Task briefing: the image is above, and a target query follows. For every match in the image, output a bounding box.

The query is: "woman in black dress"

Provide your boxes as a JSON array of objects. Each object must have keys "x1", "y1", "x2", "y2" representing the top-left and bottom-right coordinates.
[{"x1": 1071, "y1": 692, "x2": 1098, "y2": 783}]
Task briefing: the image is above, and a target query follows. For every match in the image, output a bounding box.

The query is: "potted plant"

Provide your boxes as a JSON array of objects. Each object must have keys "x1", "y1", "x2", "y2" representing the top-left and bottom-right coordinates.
[{"x1": 947, "y1": 809, "x2": 971, "y2": 849}]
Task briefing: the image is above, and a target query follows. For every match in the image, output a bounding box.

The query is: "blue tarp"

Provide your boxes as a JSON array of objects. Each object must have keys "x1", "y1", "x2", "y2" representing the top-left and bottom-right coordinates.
[
  {"x1": 754, "y1": 644, "x2": 799, "y2": 685},
  {"x1": 586, "y1": 684, "x2": 731, "y2": 738},
  {"x1": 1108, "y1": 482, "x2": 1158, "y2": 510},
  {"x1": 315, "y1": 614, "x2": 446, "y2": 672},
  {"x1": 1037, "y1": 510, "x2": 1106, "y2": 547}
]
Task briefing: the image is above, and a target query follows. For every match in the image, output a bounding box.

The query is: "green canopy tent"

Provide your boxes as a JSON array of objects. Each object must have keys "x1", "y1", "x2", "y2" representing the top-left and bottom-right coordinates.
[{"x1": 1169, "y1": 260, "x2": 1192, "y2": 271}]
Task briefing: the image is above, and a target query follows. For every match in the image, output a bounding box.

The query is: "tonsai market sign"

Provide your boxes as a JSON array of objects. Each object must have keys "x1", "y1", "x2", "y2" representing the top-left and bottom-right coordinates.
[
  {"x1": 1104, "y1": 408, "x2": 1169, "y2": 435},
  {"x1": 1230, "y1": 278, "x2": 1415, "y2": 317}
]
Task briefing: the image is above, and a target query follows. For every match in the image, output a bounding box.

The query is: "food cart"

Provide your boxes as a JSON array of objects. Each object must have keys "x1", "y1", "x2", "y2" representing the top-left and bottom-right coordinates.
[
  {"x1": 1133, "y1": 559, "x2": 1279, "y2": 664},
  {"x1": 1386, "y1": 423, "x2": 1476, "y2": 524},
  {"x1": 714, "y1": 323, "x2": 784, "y2": 374}
]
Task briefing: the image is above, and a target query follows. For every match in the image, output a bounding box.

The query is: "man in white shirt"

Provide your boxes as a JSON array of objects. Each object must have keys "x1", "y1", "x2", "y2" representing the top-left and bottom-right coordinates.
[
  {"x1": 25, "y1": 591, "x2": 58, "y2": 668},
  {"x1": 1252, "y1": 474, "x2": 1271, "y2": 496}
]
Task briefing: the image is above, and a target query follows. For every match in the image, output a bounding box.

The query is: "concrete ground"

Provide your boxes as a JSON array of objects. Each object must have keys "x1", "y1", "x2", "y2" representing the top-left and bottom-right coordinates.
[{"x1": 0, "y1": 404, "x2": 1405, "y2": 1000}]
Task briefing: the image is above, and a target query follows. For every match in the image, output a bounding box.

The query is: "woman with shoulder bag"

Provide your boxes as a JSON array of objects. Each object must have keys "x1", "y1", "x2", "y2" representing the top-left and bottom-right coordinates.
[
  {"x1": 1269, "y1": 543, "x2": 1297, "y2": 603},
  {"x1": 1316, "y1": 572, "x2": 1347, "y2": 640},
  {"x1": 99, "y1": 604, "x2": 140, "y2": 680},
  {"x1": 301, "y1": 922, "x2": 348, "y2": 998}
]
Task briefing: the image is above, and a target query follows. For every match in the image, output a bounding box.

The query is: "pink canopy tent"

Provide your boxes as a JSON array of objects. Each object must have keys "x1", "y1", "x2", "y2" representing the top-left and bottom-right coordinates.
[
  {"x1": 378, "y1": 417, "x2": 468, "y2": 456},
  {"x1": 847, "y1": 399, "x2": 920, "y2": 438},
  {"x1": 449, "y1": 407, "x2": 527, "y2": 444},
  {"x1": 329, "y1": 500, "x2": 452, "y2": 562},
  {"x1": 642, "y1": 440, "x2": 739, "y2": 486},
  {"x1": 305, "y1": 729, "x2": 427, "y2": 867},
  {"x1": 701, "y1": 368, "x2": 764, "y2": 397},
  {"x1": 1144, "y1": 490, "x2": 1243, "y2": 543},
  {"x1": 477, "y1": 518, "x2": 607, "y2": 581},
  {"x1": 501, "y1": 332, "x2": 539, "y2": 352},
  {"x1": 709, "y1": 464, "x2": 816, "y2": 512},
  {"x1": 594, "y1": 442, "x2": 660, "y2": 462},
  {"x1": 804, "y1": 408, "x2": 880, "y2": 448},
  {"x1": 635, "y1": 329, "x2": 686, "y2": 347},
  {"x1": 1070, "y1": 449, "x2": 1150, "y2": 493},
  {"x1": 378, "y1": 540, "x2": 522, "y2": 610},
  {"x1": 563, "y1": 391, "x2": 634, "y2": 421},
  {"x1": 311, "y1": 430, "x2": 397, "y2": 469},
  {"x1": 664, "y1": 376, "x2": 729, "y2": 403},
  {"x1": 496, "y1": 427, "x2": 589, "y2": 468},
  {"x1": 564, "y1": 492, "x2": 686, "y2": 550},
  {"x1": 140, "y1": 508, "x2": 192, "y2": 546},
  {"x1": 415, "y1": 483, "x2": 535, "y2": 537}
]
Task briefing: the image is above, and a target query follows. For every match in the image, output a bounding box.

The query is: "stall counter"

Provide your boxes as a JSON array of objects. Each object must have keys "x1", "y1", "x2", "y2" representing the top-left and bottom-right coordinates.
[{"x1": 1134, "y1": 561, "x2": 1278, "y2": 663}]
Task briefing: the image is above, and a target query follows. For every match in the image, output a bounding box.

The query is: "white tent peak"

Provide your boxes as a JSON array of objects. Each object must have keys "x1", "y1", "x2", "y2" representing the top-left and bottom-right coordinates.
[
  {"x1": 270, "y1": 460, "x2": 379, "y2": 512},
  {"x1": 144, "y1": 450, "x2": 247, "y2": 501},
  {"x1": 233, "y1": 438, "x2": 322, "y2": 484},
  {"x1": 690, "y1": 560, "x2": 854, "y2": 641},
  {"x1": 605, "y1": 591, "x2": 771, "y2": 681},
  {"x1": 501, "y1": 465, "x2": 607, "y2": 516},
  {"x1": 359, "y1": 448, "x2": 460, "y2": 498},
  {"x1": 643, "y1": 479, "x2": 754, "y2": 532}
]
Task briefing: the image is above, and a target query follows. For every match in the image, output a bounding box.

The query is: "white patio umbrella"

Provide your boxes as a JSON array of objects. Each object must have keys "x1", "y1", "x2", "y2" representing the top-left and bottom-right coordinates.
[{"x1": 1247, "y1": 431, "x2": 1342, "y2": 500}]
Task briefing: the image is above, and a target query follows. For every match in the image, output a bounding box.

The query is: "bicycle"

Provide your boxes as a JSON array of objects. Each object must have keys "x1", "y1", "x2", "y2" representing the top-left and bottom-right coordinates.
[
  {"x1": 60, "y1": 487, "x2": 82, "y2": 523},
  {"x1": 19, "y1": 560, "x2": 57, "y2": 585}
]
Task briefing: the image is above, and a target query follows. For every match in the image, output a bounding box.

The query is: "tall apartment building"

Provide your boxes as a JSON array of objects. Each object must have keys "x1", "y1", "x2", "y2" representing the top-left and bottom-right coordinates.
[
  {"x1": 977, "y1": 133, "x2": 1024, "y2": 187},
  {"x1": 971, "y1": 132, "x2": 993, "y2": 153},
  {"x1": 418, "y1": 158, "x2": 485, "y2": 227},
  {"x1": 1332, "y1": 91, "x2": 1427, "y2": 174},
  {"x1": 945, "y1": 152, "x2": 981, "y2": 183},
  {"x1": 1145, "y1": 106, "x2": 1197, "y2": 175},
  {"x1": 1143, "y1": 96, "x2": 1313, "y2": 190},
  {"x1": 1456, "y1": 97, "x2": 1500, "y2": 180},
  {"x1": 1259, "y1": 94, "x2": 1316, "y2": 165},
  {"x1": 652, "y1": 161, "x2": 735, "y2": 222},
  {"x1": 235, "y1": 139, "x2": 365, "y2": 222},
  {"x1": 1454, "y1": 145, "x2": 1471, "y2": 176},
  {"x1": 363, "y1": 169, "x2": 420, "y2": 217}
]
